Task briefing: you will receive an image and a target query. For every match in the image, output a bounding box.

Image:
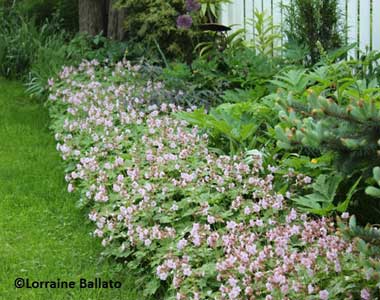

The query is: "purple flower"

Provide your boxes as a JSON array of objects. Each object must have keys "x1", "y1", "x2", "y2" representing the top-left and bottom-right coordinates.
[
  {"x1": 361, "y1": 288, "x2": 371, "y2": 300},
  {"x1": 176, "y1": 14, "x2": 193, "y2": 29},
  {"x1": 186, "y1": 0, "x2": 201, "y2": 12},
  {"x1": 319, "y1": 290, "x2": 329, "y2": 300}
]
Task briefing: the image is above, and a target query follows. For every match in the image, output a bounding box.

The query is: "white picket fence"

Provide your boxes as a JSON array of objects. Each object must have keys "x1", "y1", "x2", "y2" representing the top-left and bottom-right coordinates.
[{"x1": 220, "y1": 0, "x2": 380, "y2": 54}]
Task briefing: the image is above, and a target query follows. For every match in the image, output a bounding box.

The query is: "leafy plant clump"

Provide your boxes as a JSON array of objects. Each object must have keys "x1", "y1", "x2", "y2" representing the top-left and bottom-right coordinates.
[
  {"x1": 27, "y1": 33, "x2": 128, "y2": 97},
  {"x1": 48, "y1": 61, "x2": 379, "y2": 299}
]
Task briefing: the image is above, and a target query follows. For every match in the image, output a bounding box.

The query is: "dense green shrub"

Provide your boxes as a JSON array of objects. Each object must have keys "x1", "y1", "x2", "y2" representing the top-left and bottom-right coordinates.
[
  {"x1": 0, "y1": 9, "x2": 63, "y2": 79},
  {"x1": 283, "y1": 0, "x2": 344, "y2": 65},
  {"x1": 13, "y1": 0, "x2": 78, "y2": 32},
  {"x1": 157, "y1": 46, "x2": 282, "y2": 108},
  {"x1": 116, "y1": 0, "x2": 204, "y2": 61}
]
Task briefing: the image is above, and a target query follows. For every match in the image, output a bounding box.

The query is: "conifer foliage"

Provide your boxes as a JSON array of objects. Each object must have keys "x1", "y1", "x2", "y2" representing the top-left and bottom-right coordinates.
[{"x1": 272, "y1": 60, "x2": 380, "y2": 222}]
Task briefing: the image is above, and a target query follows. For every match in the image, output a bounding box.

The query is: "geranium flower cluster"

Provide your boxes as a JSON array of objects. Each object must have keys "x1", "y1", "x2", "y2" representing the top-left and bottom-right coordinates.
[{"x1": 48, "y1": 60, "x2": 378, "y2": 299}]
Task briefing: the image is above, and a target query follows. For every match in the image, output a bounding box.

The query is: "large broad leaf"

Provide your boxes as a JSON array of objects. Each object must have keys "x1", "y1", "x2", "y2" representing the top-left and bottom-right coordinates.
[
  {"x1": 292, "y1": 174, "x2": 343, "y2": 215},
  {"x1": 175, "y1": 109, "x2": 208, "y2": 127},
  {"x1": 293, "y1": 174, "x2": 360, "y2": 216},
  {"x1": 312, "y1": 174, "x2": 342, "y2": 201},
  {"x1": 292, "y1": 194, "x2": 327, "y2": 210}
]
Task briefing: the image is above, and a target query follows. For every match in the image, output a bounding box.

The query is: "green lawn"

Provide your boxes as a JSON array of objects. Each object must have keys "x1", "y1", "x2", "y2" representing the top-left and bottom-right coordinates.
[{"x1": 0, "y1": 80, "x2": 138, "y2": 300}]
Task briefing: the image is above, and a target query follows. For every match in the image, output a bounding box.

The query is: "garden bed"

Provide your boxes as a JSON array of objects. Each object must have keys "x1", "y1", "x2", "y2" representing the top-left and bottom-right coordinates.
[{"x1": 47, "y1": 60, "x2": 379, "y2": 299}]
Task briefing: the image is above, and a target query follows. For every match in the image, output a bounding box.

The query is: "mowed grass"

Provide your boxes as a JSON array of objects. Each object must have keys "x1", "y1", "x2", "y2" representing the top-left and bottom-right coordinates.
[{"x1": 0, "y1": 80, "x2": 138, "y2": 300}]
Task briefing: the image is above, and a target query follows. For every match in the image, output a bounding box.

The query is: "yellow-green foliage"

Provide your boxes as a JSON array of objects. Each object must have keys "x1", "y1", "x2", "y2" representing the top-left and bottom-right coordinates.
[
  {"x1": 116, "y1": 0, "x2": 202, "y2": 61},
  {"x1": 247, "y1": 9, "x2": 282, "y2": 57}
]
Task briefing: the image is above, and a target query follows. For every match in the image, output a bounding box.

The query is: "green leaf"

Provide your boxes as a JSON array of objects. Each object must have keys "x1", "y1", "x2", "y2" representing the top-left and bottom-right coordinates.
[
  {"x1": 365, "y1": 186, "x2": 380, "y2": 198},
  {"x1": 312, "y1": 174, "x2": 342, "y2": 202},
  {"x1": 144, "y1": 278, "x2": 160, "y2": 295},
  {"x1": 373, "y1": 166, "x2": 380, "y2": 182},
  {"x1": 336, "y1": 176, "x2": 361, "y2": 212},
  {"x1": 292, "y1": 194, "x2": 323, "y2": 210},
  {"x1": 209, "y1": 4, "x2": 216, "y2": 17},
  {"x1": 292, "y1": 174, "x2": 343, "y2": 216},
  {"x1": 349, "y1": 215, "x2": 357, "y2": 230},
  {"x1": 201, "y1": 3, "x2": 207, "y2": 16}
]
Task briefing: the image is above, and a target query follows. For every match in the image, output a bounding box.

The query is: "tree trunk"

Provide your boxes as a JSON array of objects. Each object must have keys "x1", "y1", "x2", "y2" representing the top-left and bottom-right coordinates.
[
  {"x1": 78, "y1": 0, "x2": 107, "y2": 36},
  {"x1": 107, "y1": 0, "x2": 127, "y2": 40}
]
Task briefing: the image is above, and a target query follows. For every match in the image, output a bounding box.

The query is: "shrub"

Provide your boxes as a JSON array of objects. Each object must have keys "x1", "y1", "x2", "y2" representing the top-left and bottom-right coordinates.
[
  {"x1": 48, "y1": 60, "x2": 379, "y2": 299},
  {"x1": 283, "y1": 0, "x2": 344, "y2": 65},
  {"x1": 272, "y1": 59, "x2": 380, "y2": 223},
  {"x1": 0, "y1": 10, "x2": 42, "y2": 78},
  {"x1": 115, "y1": 0, "x2": 203, "y2": 61}
]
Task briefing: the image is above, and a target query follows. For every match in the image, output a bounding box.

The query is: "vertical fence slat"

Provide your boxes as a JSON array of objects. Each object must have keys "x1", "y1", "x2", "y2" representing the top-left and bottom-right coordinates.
[
  {"x1": 347, "y1": 0, "x2": 359, "y2": 57},
  {"x1": 280, "y1": 0, "x2": 290, "y2": 47},
  {"x1": 273, "y1": 0, "x2": 282, "y2": 54},
  {"x1": 220, "y1": 3, "x2": 229, "y2": 26},
  {"x1": 245, "y1": 0, "x2": 254, "y2": 40},
  {"x1": 359, "y1": 0, "x2": 371, "y2": 51},
  {"x1": 256, "y1": 0, "x2": 263, "y2": 12},
  {"x1": 228, "y1": 2, "x2": 236, "y2": 29},
  {"x1": 272, "y1": 0, "x2": 282, "y2": 27},
  {"x1": 263, "y1": 0, "x2": 272, "y2": 14},
  {"x1": 374, "y1": 0, "x2": 380, "y2": 51},
  {"x1": 338, "y1": 0, "x2": 347, "y2": 44},
  {"x1": 232, "y1": 0, "x2": 243, "y2": 27},
  {"x1": 231, "y1": 1, "x2": 235, "y2": 24}
]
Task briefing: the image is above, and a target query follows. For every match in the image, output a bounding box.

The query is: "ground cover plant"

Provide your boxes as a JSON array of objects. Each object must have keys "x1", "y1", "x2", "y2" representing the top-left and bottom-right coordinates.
[{"x1": 47, "y1": 60, "x2": 380, "y2": 299}]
